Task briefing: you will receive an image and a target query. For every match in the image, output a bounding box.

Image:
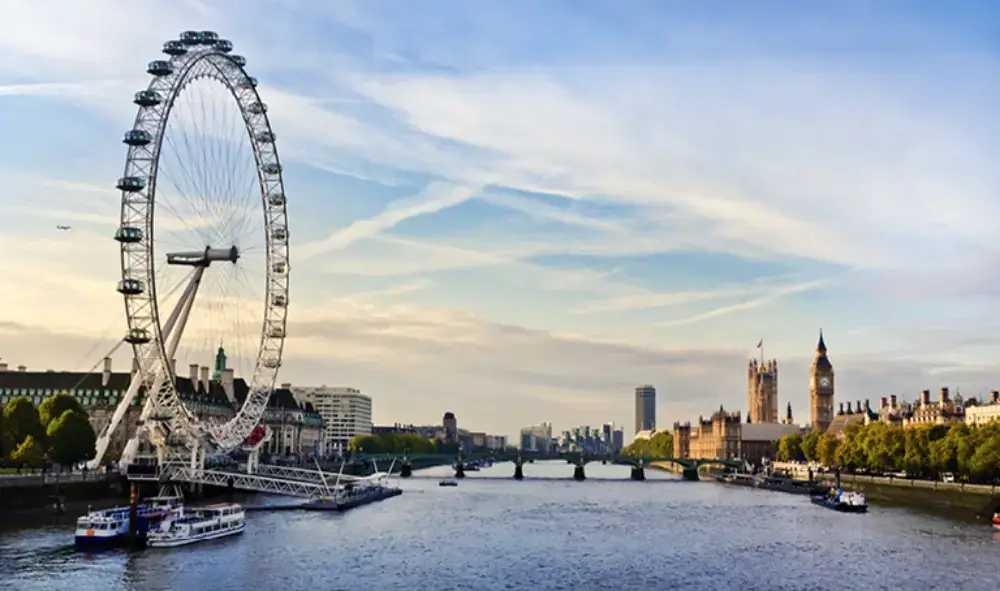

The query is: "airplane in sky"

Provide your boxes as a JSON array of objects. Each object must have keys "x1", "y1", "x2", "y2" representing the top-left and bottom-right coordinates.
[{"x1": 56, "y1": 225, "x2": 71, "y2": 231}]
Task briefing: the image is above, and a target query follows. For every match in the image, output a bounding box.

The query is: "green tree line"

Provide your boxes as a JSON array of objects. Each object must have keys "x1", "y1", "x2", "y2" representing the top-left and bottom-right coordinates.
[
  {"x1": 1, "y1": 393, "x2": 97, "y2": 469},
  {"x1": 349, "y1": 432, "x2": 444, "y2": 454},
  {"x1": 775, "y1": 422, "x2": 1000, "y2": 482},
  {"x1": 622, "y1": 431, "x2": 673, "y2": 458}
]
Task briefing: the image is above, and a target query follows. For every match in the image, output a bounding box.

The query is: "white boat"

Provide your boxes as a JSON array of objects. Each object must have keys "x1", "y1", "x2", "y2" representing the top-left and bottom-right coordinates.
[
  {"x1": 146, "y1": 503, "x2": 245, "y2": 548},
  {"x1": 74, "y1": 496, "x2": 182, "y2": 548}
]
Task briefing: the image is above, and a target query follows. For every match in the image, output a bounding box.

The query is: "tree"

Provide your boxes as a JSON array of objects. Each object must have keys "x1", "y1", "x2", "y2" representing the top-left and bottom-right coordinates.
[
  {"x1": 349, "y1": 433, "x2": 436, "y2": 454},
  {"x1": 1, "y1": 417, "x2": 12, "y2": 460},
  {"x1": 817, "y1": 432, "x2": 840, "y2": 467},
  {"x1": 45, "y1": 410, "x2": 96, "y2": 467},
  {"x1": 623, "y1": 431, "x2": 673, "y2": 458},
  {"x1": 800, "y1": 430, "x2": 821, "y2": 462},
  {"x1": 835, "y1": 423, "x2": 867, "y2": 471},
  {"x1": 968, "y1": 434, "x2": 1000, "y2": 482},
  {"x1": 2, "y1": 396, "x2": 44, "y2": 458},
  {"x1": 777, "y1": 434, "x2": 804, "y2": 462},
  {"x1": 39, "y1": 393, "x2": 86, "y2": 427},
  {"x1": 10, "y1": 434, "x2": 45, "y2": 467}
]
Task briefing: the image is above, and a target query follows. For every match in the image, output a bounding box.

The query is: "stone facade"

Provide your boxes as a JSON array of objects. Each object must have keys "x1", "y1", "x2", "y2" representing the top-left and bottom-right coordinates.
[
  {"x1": 0, "y1": 352, "x2": 324, "y2": 461},
  {"x1": 673, "y1": 406, "x2": 742, "y2": 460},
  {"x1": 747, "y1": 360, "x2": 778, "y2": 424},
  {"x1": 809, "y1": 331, "x2": 835, "y2": 432}
]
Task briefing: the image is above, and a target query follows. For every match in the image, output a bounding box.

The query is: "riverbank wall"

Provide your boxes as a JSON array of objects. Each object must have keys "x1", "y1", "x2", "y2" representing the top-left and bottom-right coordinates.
[
  {"x1": 816, "y1": 473, "x2": 1000, "y2": 520},
  {"x1": 0, "y1": 472, "x2": 123, "y2": 515}
]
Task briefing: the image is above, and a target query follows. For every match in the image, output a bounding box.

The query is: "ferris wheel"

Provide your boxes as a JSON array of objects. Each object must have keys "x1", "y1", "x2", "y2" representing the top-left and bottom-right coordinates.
[{"x1": 111, "y1": 30, "x2": 289, "y2": 463}]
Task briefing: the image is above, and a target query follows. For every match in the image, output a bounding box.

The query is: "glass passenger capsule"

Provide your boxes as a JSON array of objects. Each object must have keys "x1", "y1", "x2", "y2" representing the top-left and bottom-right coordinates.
[
  {"x1": 214, "y1": 39, "x2": 233, "y2": 53},
  {"x1": 134, "y1": 90, "x2": 162, "y2": 107},
  {"x1": 114, "y1": 226, "x2": 143, "y2": 243},
  {"x1": 238, "y1": 77, "x2": 258, "y2": 89},
  {"x1": 267, "y1": 193, "x2": 286, "y2": 207},
  {"x1": 199, "y1": 31, "x2": 219, "y2": 44},
  {"x1": 272, "y1": 227, "x2": 288, "y2": 241},
  {"x1": 147, "y1": 60, "x2": 172, "y2": 76},
  {"x1": 180, "y1": 30, "x2": 201, "y2": 45},
  {"x1": 267, "y1": 327, "x2": 285, "y2": 338},
  {"x1": 117, "y1": 279, "x2": 145, "y2": 295},
  {"x1": 229, "y1": 54, "x2": 246, "y2": 67},
  {"x1": 255, "y1": 131, "x2": 275, "y2": 143},
  {"x1": 162, "y1": 40, "x2": 187, "y2": 56},
  {"x1": 123, "y1": 129, "x2": 152, "y2": 146},
  {"x1": 261, "y1": 163, "x2": 281, "y2": 175},
  {"x1": 125, "y1": 328, "x2": 151, "y2": 344},
  {"x1": 272, "y1": 261, "x2": 288, "y2": 275},
  {"x1": 262, "y1": 356, "x2": 281, "y2": 369},
  {"x1": 246, "y1": 102, "x2": 267, "y2": 115},
  {"x1": 272, "y1": 294, "x2": 287, "y2": 307},
  {"x1": 116, "y1": 177, "x2": 146, "y2": 192}
]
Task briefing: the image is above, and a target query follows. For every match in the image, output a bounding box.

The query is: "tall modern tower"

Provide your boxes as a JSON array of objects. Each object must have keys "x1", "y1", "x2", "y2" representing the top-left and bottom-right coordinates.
[{"x1": 634, "y1": 385, "x2": 656, "y2": 434}]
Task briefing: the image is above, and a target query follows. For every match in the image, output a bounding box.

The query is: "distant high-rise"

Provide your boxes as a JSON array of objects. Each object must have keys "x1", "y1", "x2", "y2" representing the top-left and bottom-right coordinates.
[{"x1": 634, "y1": 385, "x2": 656, "y2": 434}]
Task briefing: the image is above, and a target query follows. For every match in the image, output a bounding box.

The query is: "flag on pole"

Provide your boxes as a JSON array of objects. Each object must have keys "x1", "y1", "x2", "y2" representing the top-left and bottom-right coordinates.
[{"x1": 756, "y1": 338, "x2": 763, "y2": 348}]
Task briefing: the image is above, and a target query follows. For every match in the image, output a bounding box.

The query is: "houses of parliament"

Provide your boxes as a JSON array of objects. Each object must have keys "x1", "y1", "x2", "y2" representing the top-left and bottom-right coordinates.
[{"x1": 673, "y1": 331, "x2": 836, "y2": 464}]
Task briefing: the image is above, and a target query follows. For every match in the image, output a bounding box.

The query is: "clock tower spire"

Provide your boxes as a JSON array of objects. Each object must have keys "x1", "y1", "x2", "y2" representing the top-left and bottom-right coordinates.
[{"x1": 810, "y1": 329, "x2": 835, "y2": 432}]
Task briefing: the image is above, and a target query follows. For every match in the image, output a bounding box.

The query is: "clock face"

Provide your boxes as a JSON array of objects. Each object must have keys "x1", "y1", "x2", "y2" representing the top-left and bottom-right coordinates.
[{"x1": 819, "y1": 377, "x2": 831, "y2": 388}]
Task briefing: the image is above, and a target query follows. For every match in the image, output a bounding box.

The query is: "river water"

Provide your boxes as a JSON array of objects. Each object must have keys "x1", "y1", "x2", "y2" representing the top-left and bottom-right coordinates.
[{"x1": 1, "y1": 461, "x2": 999, "y2": 590}]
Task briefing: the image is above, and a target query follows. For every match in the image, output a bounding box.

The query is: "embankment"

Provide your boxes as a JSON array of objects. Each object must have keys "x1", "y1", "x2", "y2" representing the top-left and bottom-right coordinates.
[
  {"x1": 0, "y1": 472, "x2": 124, "y2": 517},
  {"x1": 818, "y1": 473, "x2": 1000, "y2": 522}
]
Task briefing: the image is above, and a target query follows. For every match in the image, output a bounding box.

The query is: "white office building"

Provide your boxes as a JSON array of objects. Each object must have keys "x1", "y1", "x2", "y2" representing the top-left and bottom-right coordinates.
[{"x1": 291, "y1": 385, "x2": 372, "y2": 456}]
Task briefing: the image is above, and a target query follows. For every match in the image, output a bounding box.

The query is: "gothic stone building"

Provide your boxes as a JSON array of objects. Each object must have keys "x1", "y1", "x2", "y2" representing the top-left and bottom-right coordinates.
[
  {"x1": 747, "y1": 359, "x2": 779, "y2": 424},
  {"x1": 809, "y1": 331, "x2": 835, "y2": 432}
]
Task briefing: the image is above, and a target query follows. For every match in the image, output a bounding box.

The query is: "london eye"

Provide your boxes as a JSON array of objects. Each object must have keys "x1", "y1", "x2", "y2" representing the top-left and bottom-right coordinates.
[{"x1": 104, "y1": 30, "x2": 289, "y2": 468}]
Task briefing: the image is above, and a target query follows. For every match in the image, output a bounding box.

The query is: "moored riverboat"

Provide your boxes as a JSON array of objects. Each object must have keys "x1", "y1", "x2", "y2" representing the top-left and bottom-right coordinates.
[
  {"x1": 74, "y1": 496, "x2": 182, "y2": 548},
  {"x1": 810, "y1": 488, "x2": 868, "y2": 513},
  {"x1": 146, "y1": 503, "x2": 245, "y2": 548}
]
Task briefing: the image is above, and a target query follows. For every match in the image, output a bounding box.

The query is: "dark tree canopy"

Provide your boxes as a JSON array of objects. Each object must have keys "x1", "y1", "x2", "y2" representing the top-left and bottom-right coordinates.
[
  {"x1": 46, "y1": 410, "x2": 97, "y2": 467},
  {"x1": 39, "y1": 392, "x2": 86, "y2": 427},
  {"x1": 11, "y1": 434, "x2": 45, "y2": 467},
  {"x1": 2, "y1": 396, "x2": 45, "y2": 458}
]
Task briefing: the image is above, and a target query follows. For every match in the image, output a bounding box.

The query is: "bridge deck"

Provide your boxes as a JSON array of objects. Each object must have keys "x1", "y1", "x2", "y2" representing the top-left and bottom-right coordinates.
[
  {"x1": 129, "y1": 467, "x2": 330, "y2": 498},
  {"x1": 128, "y1": 463, "x2": 364, "y2": 498}
]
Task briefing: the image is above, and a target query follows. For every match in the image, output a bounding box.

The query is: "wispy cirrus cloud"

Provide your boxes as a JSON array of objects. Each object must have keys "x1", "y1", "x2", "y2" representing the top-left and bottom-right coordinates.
[{"x1": 1, "y1": 0, "x2": 999, "y2": 439}]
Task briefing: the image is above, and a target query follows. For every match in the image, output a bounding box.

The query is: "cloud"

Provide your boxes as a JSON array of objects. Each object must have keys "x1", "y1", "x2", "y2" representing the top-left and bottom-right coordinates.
[
  {"x1": 656, "y1": 279, "x2": 830, "y2": 328},
  {"x1": 296, "y1": 181, "x2": 480, "y2": 260},
  {"x1": 1, "y1": 2, "x2": 999, "y2": 439}
]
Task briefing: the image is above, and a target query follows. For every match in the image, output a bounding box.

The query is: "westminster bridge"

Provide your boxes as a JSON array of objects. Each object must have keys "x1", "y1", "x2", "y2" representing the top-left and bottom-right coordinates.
[{"x1": 346, "y1": 451, "x2": 746, "y2": 481}]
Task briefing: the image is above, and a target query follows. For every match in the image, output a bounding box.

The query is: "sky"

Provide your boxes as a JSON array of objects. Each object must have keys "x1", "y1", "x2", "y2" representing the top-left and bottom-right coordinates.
[{"x1": 1, "y1": 0, "x2": 999, "y2": 440}]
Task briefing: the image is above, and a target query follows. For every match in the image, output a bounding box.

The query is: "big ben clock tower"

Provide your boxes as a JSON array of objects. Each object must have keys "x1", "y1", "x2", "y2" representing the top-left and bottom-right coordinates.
[{"x1": 810, "y1": 330, "x2": 835, "y2": 432}]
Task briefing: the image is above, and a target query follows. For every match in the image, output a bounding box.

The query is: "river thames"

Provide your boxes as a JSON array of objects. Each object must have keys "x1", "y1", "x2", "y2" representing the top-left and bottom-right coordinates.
[{"x1": 1, "y1": 461, "x2": 999, "y2": 590}]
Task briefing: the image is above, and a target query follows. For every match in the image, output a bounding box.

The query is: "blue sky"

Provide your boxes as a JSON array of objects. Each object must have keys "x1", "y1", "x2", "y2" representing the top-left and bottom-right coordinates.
[{"x1": 1, "y1": 0, "x2": 999, "y2": 439}]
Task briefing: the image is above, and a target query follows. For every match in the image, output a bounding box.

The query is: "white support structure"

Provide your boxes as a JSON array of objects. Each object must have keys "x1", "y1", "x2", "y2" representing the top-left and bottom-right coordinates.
[
  {"x1": 245, "y1": 463, "x2": 362, "y2": 484},
  {"x1": 173, "y1": 467, "x2": 327, "y2": 498},
  {"x1": 88, "y1": 268, "x2": 204, "y2": 470}
]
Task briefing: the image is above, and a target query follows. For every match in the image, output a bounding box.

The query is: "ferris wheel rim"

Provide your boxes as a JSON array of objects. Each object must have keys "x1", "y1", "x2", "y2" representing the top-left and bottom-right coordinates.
[{"x1": 115, "y1": 31, "x2": 289, "y2": 455}]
